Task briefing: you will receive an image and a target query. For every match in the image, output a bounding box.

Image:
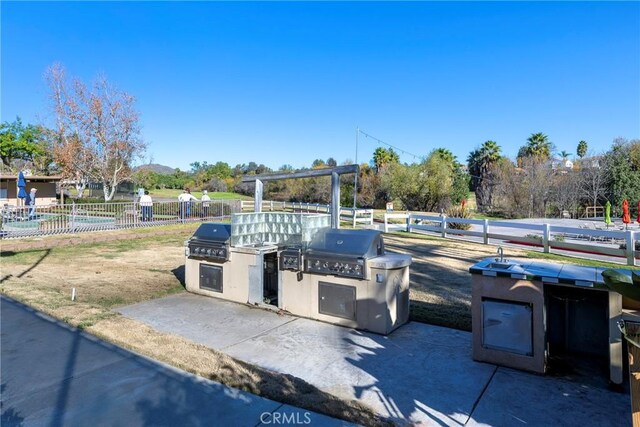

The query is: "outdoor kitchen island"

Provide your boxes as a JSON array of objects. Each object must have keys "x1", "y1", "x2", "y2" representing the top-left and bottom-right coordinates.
[
  {"x1": 185, "y1": 213, "x2": 412, "y2": 335},
  {"x1": 469, "y1": 258, "x2": 625, "y2": 386}
]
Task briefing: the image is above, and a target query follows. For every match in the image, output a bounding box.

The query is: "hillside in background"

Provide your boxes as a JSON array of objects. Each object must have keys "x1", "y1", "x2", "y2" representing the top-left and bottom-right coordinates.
[{"x1": 134, "y1": 163, "x2": 176, "y2": 175}]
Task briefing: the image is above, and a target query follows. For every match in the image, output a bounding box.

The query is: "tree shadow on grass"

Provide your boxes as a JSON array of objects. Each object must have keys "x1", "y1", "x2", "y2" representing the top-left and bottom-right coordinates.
[{"x1": 0, "y1": 249, "x2": 51, "y2": 284}]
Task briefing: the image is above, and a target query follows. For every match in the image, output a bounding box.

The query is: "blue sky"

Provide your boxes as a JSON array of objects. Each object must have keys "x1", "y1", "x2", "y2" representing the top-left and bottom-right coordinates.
[{"x1": 2, "y1": 1, "x2": 639, "y2": 171}]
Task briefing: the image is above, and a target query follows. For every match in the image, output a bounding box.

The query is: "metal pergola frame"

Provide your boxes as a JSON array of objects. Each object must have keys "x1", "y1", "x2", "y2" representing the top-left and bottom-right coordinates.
[{"x1": 241, "y1": 165, "x2": 359, "y2": 228}]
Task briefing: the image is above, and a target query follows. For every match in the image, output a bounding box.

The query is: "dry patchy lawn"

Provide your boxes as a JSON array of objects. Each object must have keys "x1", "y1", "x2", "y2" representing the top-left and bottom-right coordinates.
[
  {"x1": 4, "y1": 226, "x2": 589, "y2": 424},
  {"x1": 0, "y1": 228, "x2": 387, "y2": 426},
  {"x1": 383, "y1": 233, "x2": 526, "y2": 331}
]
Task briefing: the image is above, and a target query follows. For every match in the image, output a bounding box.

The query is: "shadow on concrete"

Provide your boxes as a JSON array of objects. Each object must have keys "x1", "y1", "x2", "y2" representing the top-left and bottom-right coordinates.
[
  {"x1": 49, "y1": 329, "x2": 82, "y2": 427},
  {"x1": 0, "y1": 384, "x2": 25, "y2": 427},
  {"x1": 339, "y1": 308, "x2": 484, "y2": 426},
  {"x1": 0, "y1": 296, "x2": 286, "y2": 426},
  {"x1": 0, "y1": 249, "x2": 51, "y2": 284}
]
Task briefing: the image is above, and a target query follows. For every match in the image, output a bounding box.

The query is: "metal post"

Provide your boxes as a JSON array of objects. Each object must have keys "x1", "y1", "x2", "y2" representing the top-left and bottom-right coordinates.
[
  {"x1": 254, "y1": 179, "x2": 263, "y2": 213},
  {"x1": 483, "y1": 219, "x2": 489, "y2": 245},
  {"x1": 71, "y1": 202, "x2": 76, "y2": 232},
  {"x1": 353, "y1": 126, "x2": 358, "y2": 208},
  {"x1": 626, "y1": 230, "x2": 635, "y2": 266},
  {"x1": 543, "y1": 223, "x2": 551, "y2": 253},
  {"x1": 441, "y1": 215, "x2": 447, "y2": 238},
  {"x1": 331, "y1": 171, "x2": 340, "y2": 229}
]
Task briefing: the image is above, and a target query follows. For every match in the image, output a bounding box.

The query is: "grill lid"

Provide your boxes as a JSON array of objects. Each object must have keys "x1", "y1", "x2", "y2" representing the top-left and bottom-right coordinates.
[
  {"x1": 306, "y1": 228, "x2": 384, "y2": 259},
  {"x1": 191, "y1": 223, "x2": 232, "y2": 242}
]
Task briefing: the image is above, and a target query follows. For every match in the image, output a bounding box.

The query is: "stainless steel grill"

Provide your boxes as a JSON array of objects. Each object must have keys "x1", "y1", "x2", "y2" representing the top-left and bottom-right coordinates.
[
  {"x1": 185, "y1": 223, "x2": 232, "y2": 262},
  {"x1": 302, "y1": 229, "x2": 384, "y2": 280}
]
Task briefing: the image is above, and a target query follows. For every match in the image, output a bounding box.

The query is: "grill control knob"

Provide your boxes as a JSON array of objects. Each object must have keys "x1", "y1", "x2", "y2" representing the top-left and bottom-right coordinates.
[
  {"x1": 323, "y1": 262, "x2": 329, "y2": 269},
  {"x1": 206, "y1": 249, "x2": 212, "y2": 256}
]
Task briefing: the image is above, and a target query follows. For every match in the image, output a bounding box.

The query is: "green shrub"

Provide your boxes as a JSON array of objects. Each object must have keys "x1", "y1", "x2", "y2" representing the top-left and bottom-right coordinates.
[
  {"x1": 525, "y1": 233, "x2": 543, "y2": 241},
  {"x1": 446, "y1": 205, "x2": 472, "y2": 230}
]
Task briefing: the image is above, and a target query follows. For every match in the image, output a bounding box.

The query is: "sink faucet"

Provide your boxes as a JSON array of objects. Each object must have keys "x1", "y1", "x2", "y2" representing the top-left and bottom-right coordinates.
[{"x1": 497, "y1": 246, "x2": 504, "y2": 262}]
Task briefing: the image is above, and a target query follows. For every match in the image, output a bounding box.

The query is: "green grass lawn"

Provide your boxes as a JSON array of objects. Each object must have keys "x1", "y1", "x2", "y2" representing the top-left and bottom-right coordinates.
[{"x1": 149, "y1": 189, "x2": 252, "y2": 200}]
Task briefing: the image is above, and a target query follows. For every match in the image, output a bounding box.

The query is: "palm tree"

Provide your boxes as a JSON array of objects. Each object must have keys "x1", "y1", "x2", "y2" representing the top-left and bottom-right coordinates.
[
  {"x1": 467, "y1": 140, "x2": 501, "y2": 212},
  {"x1": 525, "y1": 132, "x2": 552, "y2": 160},
  {"x1": 559, "y1": 150, "x2": 571, "y2": 160},
  {"x1": 433, "y1": 148, "x2": 459, "y2": 170},
  {"x1": 577, "y1": 140, "x2": 588, "y2": 158},
  {"x1": 373, "y1": 147, "x2": 400, "y2": 172}
]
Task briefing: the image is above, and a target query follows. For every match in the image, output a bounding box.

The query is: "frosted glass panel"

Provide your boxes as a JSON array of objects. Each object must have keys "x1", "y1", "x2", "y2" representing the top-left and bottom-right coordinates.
[{"x1": 230, "y1": 212, "x2": 330, "y2": 247}]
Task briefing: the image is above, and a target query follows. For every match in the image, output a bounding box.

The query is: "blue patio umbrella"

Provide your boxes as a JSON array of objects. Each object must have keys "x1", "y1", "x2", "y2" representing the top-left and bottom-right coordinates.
[
  {"x1": 18, "y1": 172, "x2": 27, "y2": 209},
  {"x1": 17, "y1": 171, "x2": 28, "y2": 200}
]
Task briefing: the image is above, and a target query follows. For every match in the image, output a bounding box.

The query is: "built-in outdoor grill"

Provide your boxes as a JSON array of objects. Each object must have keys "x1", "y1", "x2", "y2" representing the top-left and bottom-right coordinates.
[
  {"x1": 183, "y1": 166, "x2": 413, "y2": 335},
  {"x1": 279, "y1": 228, "x2": 412, "y2": 334},
  {"x1": 185, "y1": 223, "x2": 232, "y2": 262},
  {"x1": 185, "y1": 217, "x2": 412, "y2": 335},
  {"x1": 302, "y1": 229, "x2": 384, "y2": 280}
]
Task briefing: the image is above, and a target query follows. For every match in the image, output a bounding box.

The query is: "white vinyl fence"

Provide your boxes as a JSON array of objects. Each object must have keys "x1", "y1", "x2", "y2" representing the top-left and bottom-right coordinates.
[
  {"x1": 384, "y1": 213, "x2": 638, "y2": 266},
  {"x1": 1, "y1": 200, "x2": 241, "y2": 239}
]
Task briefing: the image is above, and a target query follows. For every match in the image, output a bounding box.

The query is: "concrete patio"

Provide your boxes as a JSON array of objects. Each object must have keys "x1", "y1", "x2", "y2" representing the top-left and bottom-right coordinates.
[
  {"x1": 118, "y1": 293, "x2": 632, "y2": 426},
  {"x1": 0, "y1": 296, "x2": 352, "y2": 427}
]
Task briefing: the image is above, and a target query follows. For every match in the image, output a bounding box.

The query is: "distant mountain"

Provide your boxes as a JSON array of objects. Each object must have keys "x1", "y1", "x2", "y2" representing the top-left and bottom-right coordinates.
[{"x1": 134, "y1": 163, "x2": 176, "y2": 175}]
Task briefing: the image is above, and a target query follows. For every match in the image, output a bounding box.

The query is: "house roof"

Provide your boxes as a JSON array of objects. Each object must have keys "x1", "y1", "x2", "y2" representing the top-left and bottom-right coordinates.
[{"x1": 0, "y1": 174, "x2": 63, "y2": 181}]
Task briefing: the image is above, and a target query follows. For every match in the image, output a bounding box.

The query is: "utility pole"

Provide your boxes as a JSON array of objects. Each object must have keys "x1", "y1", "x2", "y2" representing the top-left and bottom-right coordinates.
[{"x1": 353, "y1": 126, "x2": 359, "y2": 208}]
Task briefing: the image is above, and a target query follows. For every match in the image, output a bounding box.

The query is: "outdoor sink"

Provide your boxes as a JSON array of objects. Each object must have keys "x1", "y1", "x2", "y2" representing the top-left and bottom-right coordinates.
[{"x1": 486, "y1": 260, "x2": 516, "y2": 270}]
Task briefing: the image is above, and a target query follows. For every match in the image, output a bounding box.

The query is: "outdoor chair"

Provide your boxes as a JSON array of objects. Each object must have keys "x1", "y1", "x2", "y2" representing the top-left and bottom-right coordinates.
[{"x1": 576, "y1": 224, "x2": 593, "y2": 241}]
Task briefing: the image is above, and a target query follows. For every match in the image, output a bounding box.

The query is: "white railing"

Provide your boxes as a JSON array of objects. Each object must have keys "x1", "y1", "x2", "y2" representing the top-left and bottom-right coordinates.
[
  {"x1": 384, "y1": 213, "x2": 638, "y2": 266},
  {"x1": 383, "y1": 212, "x2": 411, "y2": 232},
  {"x1": 341, "y1": 207, "x2": 374, "y2": 227},
  {"x1": 1, "y1": 200, "x2": 241, "y2": 239}
]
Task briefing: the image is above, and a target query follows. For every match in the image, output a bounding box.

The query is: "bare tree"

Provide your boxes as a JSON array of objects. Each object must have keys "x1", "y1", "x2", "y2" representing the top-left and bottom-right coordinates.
[
  {"x1": 578, "y1": 156, "x2": 609, "y2": 215},
  {"x1": 45, "y1": 63, "x2": 146, "y2": 201},
  {"x1": 493, "y1": 160, "x2": 529, "y2": 218},
  {"x1": 46, "y1": 64, "x2": 94, "y2": 197},
  {"x1": 522, "y1": 157, "x2": 555, "y2": 217},
  {"x1": 550, "y1": 171, "x2": 581, "y2": 218}
]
